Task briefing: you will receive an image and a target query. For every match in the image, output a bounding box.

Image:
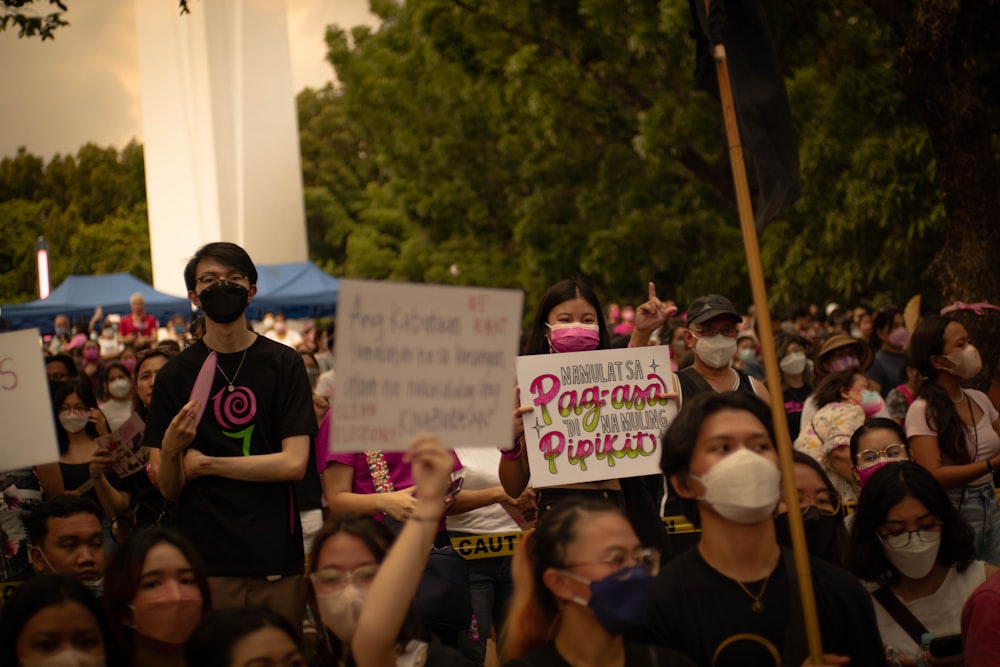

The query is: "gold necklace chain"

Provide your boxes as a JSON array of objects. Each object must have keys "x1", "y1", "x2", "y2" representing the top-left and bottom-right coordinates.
[
  {"x1": 215, "y1": 346, "x2": 249, "y2": 392},
  {"x1": 734, "y1": 572, "x2": 772, "y2": 614}
]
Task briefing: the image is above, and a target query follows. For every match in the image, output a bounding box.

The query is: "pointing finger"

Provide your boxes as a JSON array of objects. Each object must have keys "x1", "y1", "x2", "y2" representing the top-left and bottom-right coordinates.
[{"x1": 648, "y1": 281, "x2": 657, "y2": 301}]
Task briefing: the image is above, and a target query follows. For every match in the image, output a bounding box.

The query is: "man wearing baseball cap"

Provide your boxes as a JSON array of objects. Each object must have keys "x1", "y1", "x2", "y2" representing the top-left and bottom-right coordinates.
[{"x1": 676, "y1": 294, "x2": 771, "y2": 408}]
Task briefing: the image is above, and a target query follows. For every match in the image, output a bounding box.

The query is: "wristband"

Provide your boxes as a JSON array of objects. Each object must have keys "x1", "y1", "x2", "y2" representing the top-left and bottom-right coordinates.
[{"x1": 500, "y1": 439, "x2": 523, "y2": 461}]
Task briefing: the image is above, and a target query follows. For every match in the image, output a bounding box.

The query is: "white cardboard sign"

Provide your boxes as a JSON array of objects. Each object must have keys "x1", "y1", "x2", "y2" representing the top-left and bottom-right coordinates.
[
  {"x1": 516, "y1": 346, "x2": 678, "y2": 487},
  {"x1": 0, "y1": 330, "x2": 61, "y2": 470},
  {"x1": 329, "y1": 280, "x2": 523, "y2": 453}
]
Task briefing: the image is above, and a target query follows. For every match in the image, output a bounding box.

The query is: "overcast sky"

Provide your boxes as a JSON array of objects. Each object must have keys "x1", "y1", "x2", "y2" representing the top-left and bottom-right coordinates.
[{"x1": 0, "y1": 0, "x2": 375, "y2": 160}]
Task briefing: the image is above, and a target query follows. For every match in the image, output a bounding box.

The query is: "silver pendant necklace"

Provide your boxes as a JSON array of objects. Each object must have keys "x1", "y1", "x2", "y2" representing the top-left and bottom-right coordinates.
[{"x1": 215, "y1": 346, "x2": 249, "y2": 392}]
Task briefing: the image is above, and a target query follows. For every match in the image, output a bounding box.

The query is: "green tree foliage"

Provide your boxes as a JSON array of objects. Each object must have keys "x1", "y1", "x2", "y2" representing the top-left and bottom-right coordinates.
[
  {"x1": 0, "y1": 141, "x2": 151, "y2": 303},
  {"x1": 306, "y1": 0, "x2": 970, "y2": 320}
]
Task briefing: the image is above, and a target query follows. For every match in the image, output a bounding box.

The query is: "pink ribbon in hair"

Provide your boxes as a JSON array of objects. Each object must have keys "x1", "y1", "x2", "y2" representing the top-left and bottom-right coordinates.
[{"x1": 940, "y1": 301, "x2": 1000, "y2": 316}]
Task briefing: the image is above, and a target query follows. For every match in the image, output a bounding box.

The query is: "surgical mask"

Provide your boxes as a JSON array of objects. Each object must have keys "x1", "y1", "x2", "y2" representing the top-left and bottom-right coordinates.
[
  {"x1": 670, "y1": 340, "x2": 686, "y2": 356},
  {"x1": 83, "y1": 348, "x2": 100, "y2": 362},
  {"x1": 130, "y1": 595, "x2": 203, "y2": 645},
  {"x1": 20, "y1": 650, "x2": 106, "y2": 667},
  {"x1": 693, "y1": 334, "x2": 737, "y2": 369},
  {"x1": 887, "y1": 327, "x2": 909, "y2": 349},
  {"x1": 565, "y1": 564, "x2": 654, "y2": 635},
  {"x1": 83, "y1": 577, "x2": 104, "y2": 597},
  {"x1": 773, "y1": 507, "x2": 838, "y2": 557},
  {"x1": 198, "y1": 281, "x2": 250, "y2": 324},
  {"x1": 780, "y1": 351, "x2": 807, "y2": 375},
  {"x1": 689, "y1": 448, "x2": 781, "y2": 524},
  {"x1": 943, "y1": 345, "x2": 982, "y2": 380},
  {"x1": 108, "y1": 378, "x2": 132, "y2": 399},
  {"x1": 857, "y1": 460, "x2": 892, "y2": 487},
  {"x1": 306, "y1": 368, "x2": 320, "y2": 387},
  {"x1": 55, "y1": 326, "x2": 69, "y2": 337},
  {"x1": 828, "y1": 355, "x2": 860, "y2": 372},
  {"x1": 121, "y1": 358, "x2": 136, "y2": 373},
  {"x1": 883, "y1": 537, "x2": 941, "y2": 579},
  {"x1": 316, "y1": 584, "x2": 366, "y2": 642},
  {"x1": 547, "y1": 323, "x2": 600, "y2": 353},
  {"x1": 59, "y1": 413, "x2": 90, "y2": 434},
  {"x1": 738, "y1": 348, "x2": 757, "y2": 363},
  {"x1": 859, "y1": 390, "x2": 883, "y2": 418},
  {"x1": 274, "y1": 321, "x2": 287, "y2": 334},
  {"x1": 174, "y1": 324, "x2": 186, "y2": 335}
]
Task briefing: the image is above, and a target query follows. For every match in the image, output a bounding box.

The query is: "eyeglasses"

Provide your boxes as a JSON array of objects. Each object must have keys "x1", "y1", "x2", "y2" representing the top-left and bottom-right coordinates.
[
  {"x1": 795, "y1": 490, "x2": 841, "y2": 516},
  {"x1": 878, "y1": 524, "x2": 943, "y2": 549},
  {"x1": 310, "y1": 564, "x2": 379, "y2": 591},
  {"x1": 689, "y1": 326, "x2": 739, "y2": 339},
  {"x1": 564, "y1": 547, "x2": 660, "y2": 578},
  {"x1": 857, "y1": 444, "x2": 908, "y2": 469},
  {"x1": 196, "y1": 272, "x2": 249, "y2": 288}
]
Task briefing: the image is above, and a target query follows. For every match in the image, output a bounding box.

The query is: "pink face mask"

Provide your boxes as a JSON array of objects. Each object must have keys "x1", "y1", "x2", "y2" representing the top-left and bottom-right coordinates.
[
  {"x1": 829, "y1": 355, "x2": 860, "y2": 372},
  {"x1": 547, "y1": 323, "x2": 601, "y2": 353},
  {"x1": 131, "y1": 594, "x2": 202, "y2": 645},
  {"x1": 857, "y1": 460, "x2": 891, "y2": 487},
  {"x1": 122, "y1": 358, "x2": 137, "y2": 373},
  {"x1": 83, "y1": 348, "x2": 100, "y2": 362}
]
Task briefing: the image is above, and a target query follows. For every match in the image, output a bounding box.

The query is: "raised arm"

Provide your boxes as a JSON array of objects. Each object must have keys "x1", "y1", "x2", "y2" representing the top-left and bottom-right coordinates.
[
  {"x1": 499, "y1": 387, "x2": 534, "y2": 497},
  {"x1": 351, "y1": 435, "x2": 452, "y2": 667},
  {"x1": 629, "y1": 281, "x2": 677, "y2": 348}
]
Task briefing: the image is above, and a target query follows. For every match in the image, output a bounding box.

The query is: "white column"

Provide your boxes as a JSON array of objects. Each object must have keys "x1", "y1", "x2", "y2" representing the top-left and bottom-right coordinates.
[{"x1": 134, "y1": 0, "x2": 307, "y2": 296}]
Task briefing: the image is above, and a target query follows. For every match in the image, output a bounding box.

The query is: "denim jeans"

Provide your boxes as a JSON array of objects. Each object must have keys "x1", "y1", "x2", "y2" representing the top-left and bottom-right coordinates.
[
  {"x1": 948, "y1": 484, "x2": 1000, "y2": 565},
  {"x1": 450, "y1": 537, "x2": 514, "y2": 666}
]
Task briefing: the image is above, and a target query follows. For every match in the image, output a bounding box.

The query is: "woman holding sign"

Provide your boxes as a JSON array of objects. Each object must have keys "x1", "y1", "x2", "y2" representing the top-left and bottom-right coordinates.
[{"x1": 499, "y1": 278, "x2": 673, "y2": 557}]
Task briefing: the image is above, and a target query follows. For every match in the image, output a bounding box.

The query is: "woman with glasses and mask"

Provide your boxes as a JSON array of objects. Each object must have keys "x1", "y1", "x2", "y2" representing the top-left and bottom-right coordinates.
[
  {"x1": 906, "y1": 315, "x2": 1000, "y2": 564},
  {"x1": 773, "y1": 452, "x2": 848, "y2": 567},
  {"x1": 850, "y1": 418, "x2": 912, "y2": 490},
  {"x1": 848, "y1": 462, "x2": 996, "y2": 666},
  {"x1": 500, "y1": 498, "x2": 693, "y2": 667}
]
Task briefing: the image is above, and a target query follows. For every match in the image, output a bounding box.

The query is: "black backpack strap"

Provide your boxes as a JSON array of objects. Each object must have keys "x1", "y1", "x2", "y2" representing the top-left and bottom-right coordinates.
[{"x1": 872, "y1": 585, "x2": 929, "y2": 646}]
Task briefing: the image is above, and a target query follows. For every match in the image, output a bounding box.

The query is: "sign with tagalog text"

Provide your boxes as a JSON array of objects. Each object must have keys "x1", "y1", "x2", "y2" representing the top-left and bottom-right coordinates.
[
  {"x1": 329, "y1": 280, "x2": 523, "y2": 453},
  {"x1": 516, "y1": 346, "x2": 678, "y2": 487}
]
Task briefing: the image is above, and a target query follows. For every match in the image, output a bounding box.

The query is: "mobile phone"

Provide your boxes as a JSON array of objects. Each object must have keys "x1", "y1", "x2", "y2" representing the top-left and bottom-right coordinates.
[
  {"x1": 928, "y1": 634, "x2": 962, "y2": 658},
  {"x1": 446, "y1": 477, "x2": 464, "y2": 499}
]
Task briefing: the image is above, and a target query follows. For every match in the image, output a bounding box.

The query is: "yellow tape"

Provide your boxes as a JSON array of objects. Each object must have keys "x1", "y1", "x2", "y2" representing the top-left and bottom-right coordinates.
[{"x1": 451, "y1": 531, "x2": 526, "y2": 559}]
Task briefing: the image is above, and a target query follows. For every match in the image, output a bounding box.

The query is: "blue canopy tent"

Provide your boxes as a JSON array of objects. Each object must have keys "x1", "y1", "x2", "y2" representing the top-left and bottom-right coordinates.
[
  {"x1": 0, "y1": 273, "x2": 191, "y2": 335},
  {"x1": 247, "y1": 262, "x2": 340, "y2": 320}
]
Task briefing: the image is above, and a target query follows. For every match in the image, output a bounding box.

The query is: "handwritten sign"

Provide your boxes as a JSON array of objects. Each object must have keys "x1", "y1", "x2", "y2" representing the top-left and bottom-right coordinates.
[
  {"x1": 0, "y1": 330, "x2": 60, "y2": 470},
  {"x1": 329, "y1": 280, "x2": 523, "y2": 452},
  {"x1": 516, "y1": 346, "x2": 678, "y2": 487}
]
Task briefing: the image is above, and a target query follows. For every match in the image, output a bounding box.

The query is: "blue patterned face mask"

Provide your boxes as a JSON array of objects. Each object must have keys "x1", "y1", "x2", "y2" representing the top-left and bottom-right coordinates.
[{"x1": 563, "y1": 563, "x2": 655, "y2": 634}]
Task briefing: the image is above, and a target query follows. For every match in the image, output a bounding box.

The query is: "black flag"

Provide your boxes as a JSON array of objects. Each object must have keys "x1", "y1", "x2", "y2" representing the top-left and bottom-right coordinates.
[{"x1": 689, "y1": 0, "x2": 800, "y2": 229}]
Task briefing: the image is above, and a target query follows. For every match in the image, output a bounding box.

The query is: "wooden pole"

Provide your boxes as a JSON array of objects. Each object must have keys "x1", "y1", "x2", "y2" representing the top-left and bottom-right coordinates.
[{"x1": 705, "y1": 16, "x2": 826, "y2": 665}]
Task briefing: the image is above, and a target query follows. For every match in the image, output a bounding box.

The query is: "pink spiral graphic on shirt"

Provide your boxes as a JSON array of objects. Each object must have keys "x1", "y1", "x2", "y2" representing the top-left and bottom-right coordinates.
[{"x1": 212, "y1": 386, "x2": 256, "y2": 429}]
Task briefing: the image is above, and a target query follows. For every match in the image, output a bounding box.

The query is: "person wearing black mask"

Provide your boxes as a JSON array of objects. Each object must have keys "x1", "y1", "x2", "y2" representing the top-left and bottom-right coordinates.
[
  {"x1": 142, "y1": 242, "x2": 317, "y2": 629},
  {"x1": 773, "y1": 451, "x2": 848, "y2": 567}
]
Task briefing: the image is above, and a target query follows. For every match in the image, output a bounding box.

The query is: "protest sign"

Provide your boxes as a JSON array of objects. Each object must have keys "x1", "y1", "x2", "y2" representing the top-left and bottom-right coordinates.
[
  {"x1": 516, "y1": 346, "x2": 677, "y2": 487},
  {"x1": 329, "y1": 280, "x2": 522, "y2": 453},
  {"x1": 96, "y1": 413, "x2": 146, "y2": 477},
  {"x1": 0, "y1": 330, "x2": 60, "y2": 470}
]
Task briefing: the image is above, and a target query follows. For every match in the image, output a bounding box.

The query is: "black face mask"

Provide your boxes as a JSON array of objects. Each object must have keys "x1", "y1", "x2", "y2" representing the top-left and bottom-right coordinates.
[
  {"x1": 198, "y1": 281, "x2": 249, "y2": 324},
  {"x1": 774, "y1": 507, "x2": 839, "y2": 558}
]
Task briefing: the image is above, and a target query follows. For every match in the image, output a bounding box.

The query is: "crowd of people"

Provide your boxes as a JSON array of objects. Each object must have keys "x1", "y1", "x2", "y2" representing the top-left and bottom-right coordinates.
[{"x1": 5, "y1": 242, "x2": 1000, "y2": 666}]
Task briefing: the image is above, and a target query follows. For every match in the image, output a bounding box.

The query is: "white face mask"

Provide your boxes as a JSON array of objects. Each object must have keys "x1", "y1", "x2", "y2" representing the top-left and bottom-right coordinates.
[
  {"x1": 942, "y1": 345, "x2": 982, "y2": 380},
  {"x1": 20, "y1": 650, "x2": 106, "y2": 667},
  {"x1": 693, "y1": 334, "x2": 738, "y2": 369},
  {"x1": 316, "y1": 584, "x2": 366, "y2": 642},
  {"x1": 59, "y1": 413, "x2": 90, "y2": 434},
  {"x1": 779, "y1": 351, "x2": 807, "y2": 376},
  {"x1": 108, "y1": 378, "x2": 132, "y2": 399},
  {"x1": 883, "y1": 536, "x2": 941, "y2": 579},
  {"x1": 689, "y1": 447, "x2": 781, "y2": 524}
]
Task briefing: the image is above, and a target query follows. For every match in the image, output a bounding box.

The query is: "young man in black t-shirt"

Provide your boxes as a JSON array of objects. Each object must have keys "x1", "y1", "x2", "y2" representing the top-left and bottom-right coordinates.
[
  {"x1": 143, "y1": 243, "x2": 317, "y2": 627},
  {"x1": 640, "y1": 393, "x2": 885, "y2": 666}
]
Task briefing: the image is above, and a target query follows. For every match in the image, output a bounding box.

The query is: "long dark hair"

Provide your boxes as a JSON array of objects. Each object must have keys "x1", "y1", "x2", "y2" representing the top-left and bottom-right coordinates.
[
  {"x1": 0, "y1": 574, "x2": 126, "y2": 667},
  {"x1": 186, "y1": 607, "x2": 302, "y2": 667},
  {"x1": 524, "y1": 278, "x2": 610, "y2": 355},
  {"x1": 307, "y1": 515, "x2": 423, "y2": 666},
  {"x1": 909, "y1": 316, "x2": 970, "y2": 464},
  {"x1": 847, "y1": 462, "x2": 975, "y2": 584},
  {"x1": 51, "y1": 379, "x2": 101, "y2": 454},
  {"x1": 103, "y1": 528, "x2": 212, "y2": 655},
  {"x1": 501, "y1": 499, "x2": 626, "y2": 661}
]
